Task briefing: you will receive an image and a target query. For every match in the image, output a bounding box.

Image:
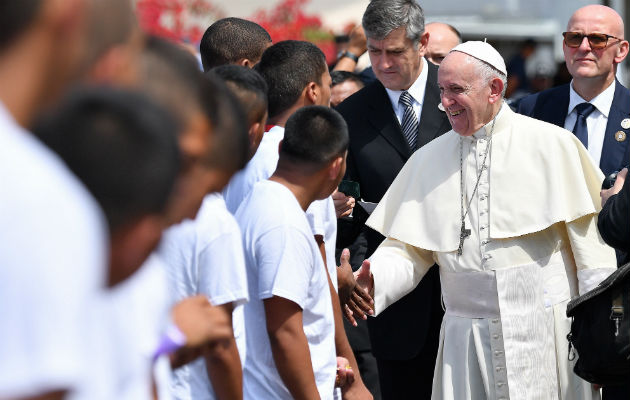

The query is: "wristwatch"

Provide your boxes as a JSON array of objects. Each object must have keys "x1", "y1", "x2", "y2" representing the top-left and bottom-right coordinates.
[{"x1": 339, "y1": 50, "x2": 359, "y2": 63}]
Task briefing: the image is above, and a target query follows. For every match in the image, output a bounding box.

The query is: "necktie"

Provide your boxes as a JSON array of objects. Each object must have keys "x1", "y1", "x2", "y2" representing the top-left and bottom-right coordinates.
[
  {"x1": 399, "y1": 91, "x2": 418, "y2": 149},
  {"x1": 572, "y1": 102, "x2": 596, "y2": 148}
]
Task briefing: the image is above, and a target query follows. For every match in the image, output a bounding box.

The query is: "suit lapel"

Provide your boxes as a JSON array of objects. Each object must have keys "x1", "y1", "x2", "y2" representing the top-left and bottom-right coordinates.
[
  {"x1": 417, "y1": 62, "x2": 445, "y2": 148},
  {"x1": 367, "y1": 82, "x2": 412, "y2": 159},
  {"x1": 601, "y1": 80, "x2": 630, "y2": 175},
  {"x1": 544, "y1": 85, "x2": 570, "y2": 127}
]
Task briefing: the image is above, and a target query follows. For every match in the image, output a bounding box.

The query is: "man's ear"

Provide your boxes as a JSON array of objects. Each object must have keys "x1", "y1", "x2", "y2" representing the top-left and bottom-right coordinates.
[
  {"x1": 614, "y1": 40, "x2": 630, "y2": 64},
  {"x1": 417, "y1": 31, "x2": 430, "y2": 56},
  {"x1": 248, "y1": 121, "x2": 264, "y2": 156},
  {"x1": 488, "y1": 77, "x2": 504, "y2": 104},
  {"x1": 237, "y1": 58, "x2": 254, "y2": 68},
  {"x1": 304, "y1": 81, "x2": 319, "y2": 105},
  {"x1": 327, "y1": 156, "x2": 344, "y2": 180}
]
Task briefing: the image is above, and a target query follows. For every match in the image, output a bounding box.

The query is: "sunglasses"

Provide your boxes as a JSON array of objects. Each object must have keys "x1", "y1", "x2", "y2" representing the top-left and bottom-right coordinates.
[{"x1": 562, "y1": 31, "x2": 623, "y2": 49}]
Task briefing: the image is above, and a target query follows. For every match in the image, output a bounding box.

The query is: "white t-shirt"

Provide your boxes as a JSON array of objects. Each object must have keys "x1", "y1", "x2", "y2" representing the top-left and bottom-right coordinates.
[
  {"x1": 158, "y1": 193, "x2": 249, "y2": 400},
  {"x1": 224, "y1": 125, "x2": 339, "y2": 285},
  {"x1": 236, "y1": 180, "x2": 336, "y2": 400},
  {"x1": 0, "y1": 102, "x2": 107, "y2": 398},
  {"x1": 306, "y1": 197, "x2": 339, "y2": 291},
  {"x1": 70, "y1": 255, "x2": 173, "y2": 400}
]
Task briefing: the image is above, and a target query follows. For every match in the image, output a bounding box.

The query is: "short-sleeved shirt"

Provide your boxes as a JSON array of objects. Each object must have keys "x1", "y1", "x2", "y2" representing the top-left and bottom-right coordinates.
[
  {"x1": 236, "y1": 180, "x2": 336, "y2": 400},
  {"x1": 158, "y1": 193, "x2": 249, "y2": 400},
  {"x1": 70, "y1": 255, "x2": 172, "y2": 400},
  {"x1": 0, "y1": 102, "x2": 107, "y2": 397},
  {"x1": 306, "y1": 197, "x2": 339, "y2": 290}
]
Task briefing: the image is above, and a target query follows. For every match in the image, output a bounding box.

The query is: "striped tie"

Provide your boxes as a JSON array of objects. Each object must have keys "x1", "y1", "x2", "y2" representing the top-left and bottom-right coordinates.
[{"x1": 399, "y1": 91, "x2": 418, "y2": 149}]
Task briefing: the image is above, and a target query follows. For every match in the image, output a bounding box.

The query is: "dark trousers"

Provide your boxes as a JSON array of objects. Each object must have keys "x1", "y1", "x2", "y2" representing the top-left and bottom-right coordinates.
[
  {"x1": 376, "y1": 344, "x2": 438, "y2": 400},
  {"x1": 374, "y1": 301, "x2": 442, "y2": 400},
  {"x1": 603, "y1": 383, "x2": 630, "y2": 399}
]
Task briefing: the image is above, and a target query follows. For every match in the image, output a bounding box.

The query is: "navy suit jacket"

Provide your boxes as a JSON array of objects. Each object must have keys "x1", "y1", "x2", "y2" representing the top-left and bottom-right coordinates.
[{"x1": 517, "y1": 80, "x2": 630, "y2": 176}]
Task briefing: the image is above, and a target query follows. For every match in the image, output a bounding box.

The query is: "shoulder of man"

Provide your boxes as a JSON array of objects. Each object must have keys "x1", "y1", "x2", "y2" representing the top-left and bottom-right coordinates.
[
  {"x1": 334, "y1": 80, "x2": 387, "y2": 117},
  {"x1": 516, "y1": 83, "x2": 569, "y2": 116}
]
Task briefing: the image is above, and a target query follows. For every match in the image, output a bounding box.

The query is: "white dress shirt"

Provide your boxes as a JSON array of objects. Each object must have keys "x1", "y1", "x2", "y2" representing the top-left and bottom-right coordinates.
[
  {"x1": 564, "y1": 80, "x2": 616, "y2": 166},
  {"x1": 385, "y1": 58, "x2": 428, "y2": 126}
]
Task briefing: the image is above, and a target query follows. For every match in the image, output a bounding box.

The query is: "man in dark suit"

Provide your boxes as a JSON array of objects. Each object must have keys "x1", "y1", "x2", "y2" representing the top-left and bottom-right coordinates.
[
  {"x1": 335, "y1": 1, "x2": 450, "y2": 398},
  {"x1": 518, "y1": 5, "x2": 630, "y2": 177}
]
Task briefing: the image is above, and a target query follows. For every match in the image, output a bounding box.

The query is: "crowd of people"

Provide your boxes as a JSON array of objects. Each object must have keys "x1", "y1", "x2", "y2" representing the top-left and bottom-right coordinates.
[{"x1": 1, "y1": 0, "x2": 630, "y2": 399}]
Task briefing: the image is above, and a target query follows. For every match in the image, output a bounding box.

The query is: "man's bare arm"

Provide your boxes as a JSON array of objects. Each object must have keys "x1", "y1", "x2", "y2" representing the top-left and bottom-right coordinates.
[
  {"x1": 264, "y1": 296, "x2": 320, "y2": 400},
  {"x1": 316, "y1": 239, "x2": 372, "y2": 399},
  {"x1": 333, "y1": 26, "x2": 367, "y2": 73},
  {"x1": 204, "y1": 302, "x2": 242, "y2": 400}
]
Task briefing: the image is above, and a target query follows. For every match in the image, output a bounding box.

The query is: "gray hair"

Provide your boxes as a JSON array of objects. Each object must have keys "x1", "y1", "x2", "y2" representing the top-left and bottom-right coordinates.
[
  {"x1": 460, "y1": 53, "x2": 508, "y2": 98},
  {"x1": 362, "y1": 0, "x2": 425, "y2": 46}
]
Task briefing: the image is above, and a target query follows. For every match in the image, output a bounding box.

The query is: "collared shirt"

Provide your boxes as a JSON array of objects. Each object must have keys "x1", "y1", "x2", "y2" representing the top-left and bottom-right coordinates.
[
  {"x1": 564, "y1": 79, "x2": 616, "y2": 166},
  {"x1": 385, "y1": 57, "x2": 428, "y2": 126}
]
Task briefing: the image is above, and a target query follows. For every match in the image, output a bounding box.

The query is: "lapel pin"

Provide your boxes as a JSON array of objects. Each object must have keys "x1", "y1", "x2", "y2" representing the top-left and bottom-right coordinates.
[
  {"x1": 621, "y1": 118, "x2": 630, "y2": 129},
  {"x1": 615, "y1": 131, "x2": 626, "y2": 142}
]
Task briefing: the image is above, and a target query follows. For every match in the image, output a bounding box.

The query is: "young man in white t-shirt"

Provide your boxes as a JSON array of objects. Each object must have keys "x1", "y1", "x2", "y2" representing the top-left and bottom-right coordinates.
[
  {"x1": 237, "y1": 106, "x2": 350, "y2": 399},
  {"x1": 161, "y1": 65, "x2": 268, "y2": 400},
  {"x1": 233, "y1": 41, "x2": 370, "y2": 399}
]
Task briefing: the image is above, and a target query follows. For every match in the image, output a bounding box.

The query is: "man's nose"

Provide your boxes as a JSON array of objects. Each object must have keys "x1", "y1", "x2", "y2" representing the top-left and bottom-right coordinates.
[{"x1": 578, "y1": 36, "x2": 592, "y2": 52}]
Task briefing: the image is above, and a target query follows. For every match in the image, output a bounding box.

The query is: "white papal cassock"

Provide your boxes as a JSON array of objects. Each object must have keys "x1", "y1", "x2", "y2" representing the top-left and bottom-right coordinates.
[{"x1": 367, "y1": 104, "x2": 617, "y2": 400}]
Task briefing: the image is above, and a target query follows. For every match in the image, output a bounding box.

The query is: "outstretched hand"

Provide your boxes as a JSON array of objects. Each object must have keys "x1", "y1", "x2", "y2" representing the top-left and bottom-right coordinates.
[
  {"x1": 337, "y1": 249, "x2": 374, "y2": 326},
  {"x1": 601, "y1": 168, "x2": 627, "y2": 207}
]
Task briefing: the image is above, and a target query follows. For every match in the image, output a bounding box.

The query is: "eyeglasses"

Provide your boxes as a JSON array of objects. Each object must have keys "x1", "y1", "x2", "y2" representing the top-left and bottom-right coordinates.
[{"x1": 562, "y1": 31, "x2": 623, "y2": 49}]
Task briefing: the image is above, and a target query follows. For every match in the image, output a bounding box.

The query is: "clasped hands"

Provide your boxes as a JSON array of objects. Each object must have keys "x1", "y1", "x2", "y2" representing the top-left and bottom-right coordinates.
[{"x1": 337, "y1": 248, "x2": 375, "y2": 326}]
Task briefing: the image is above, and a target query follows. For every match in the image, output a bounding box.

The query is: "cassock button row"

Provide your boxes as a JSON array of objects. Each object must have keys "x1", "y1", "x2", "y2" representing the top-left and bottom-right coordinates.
[
  {"x1": 494, "y1": 350, "x2": 503, "y2": 356},
  {"x1": 493, "y1": 334, "x2": 500, "y2": 339},
  {"x1": 483, "y1": 254, "x2": 492, "y2": 260},
  {"x1": 492, "y1": 319, "x2": 499, "y2": 324},
  {"x1": 497, "y1": 382, "x2": 505, "y2": 387},
  {"x1": 496, "y1": 366, "x2": 504, "y2": 372},
  {"x1": 480, "y1": 226, "x2": 487, "y2": 231},
  {"x1": 480, "y1": 195, "x2": 487, "y2": 201}
]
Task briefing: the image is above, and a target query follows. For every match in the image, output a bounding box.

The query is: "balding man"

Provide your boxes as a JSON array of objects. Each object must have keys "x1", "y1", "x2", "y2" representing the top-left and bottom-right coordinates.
[
  {"x1": 518, "y1": 5, "x2": 630, "y2": 177},
  {"x1": 425, "y1": 22, "x2": 462, "y2": 65},
  {"x1": 346, "y1": 41, "x2": 616, "y2": 399}
]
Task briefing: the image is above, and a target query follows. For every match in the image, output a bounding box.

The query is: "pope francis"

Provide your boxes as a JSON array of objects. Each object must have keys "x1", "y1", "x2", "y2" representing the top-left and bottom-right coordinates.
[{"x1": 349, "y1": 41, "x2": 617, "y2": 400}]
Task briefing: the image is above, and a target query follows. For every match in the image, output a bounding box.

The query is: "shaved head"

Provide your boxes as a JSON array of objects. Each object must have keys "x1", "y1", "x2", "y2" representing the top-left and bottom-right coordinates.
[
  {"x1": 563, "y1": 4, "x2": 629, "y2": 100},
  {"x1": 425, "y1": 22, "x2": 461, "y2": 64},
  {"x1": 567, "y1": 5, "x2": 624, "y2": 38}
]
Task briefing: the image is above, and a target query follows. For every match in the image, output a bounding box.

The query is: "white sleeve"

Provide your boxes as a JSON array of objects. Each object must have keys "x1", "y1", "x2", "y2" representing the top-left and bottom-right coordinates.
[
  {"x1": 0, "y1": 193, "x2": 106, "y2": 397},
  {"x1": 197, "y1": 219, "x2": 249, "y2": 307},
  {"x1": 370, "y1": 238, "x2": 435, "y2": 315},
  {"x1": 254, "y1": 227, "x2": 315, "y2": 309},
  {"x1": 306, "y1": 200, "x2": 325, "y2": 237},
  {"x1": 566, "y1": 215, "x2": 616, "y2": 294}
]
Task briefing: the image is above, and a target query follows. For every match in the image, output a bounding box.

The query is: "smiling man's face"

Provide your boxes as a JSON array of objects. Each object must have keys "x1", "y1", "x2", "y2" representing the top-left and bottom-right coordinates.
[{"x1": 438, "y1": 52, "x2": 494, "y2": 137}]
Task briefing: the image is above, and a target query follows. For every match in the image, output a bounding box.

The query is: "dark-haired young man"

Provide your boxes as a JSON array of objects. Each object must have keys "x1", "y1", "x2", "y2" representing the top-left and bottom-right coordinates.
[
  {"x1": 210, "y1": 65, "x2": 269, "y2": 161},
  {"x1": 237, "y1": 106, "x2": 348, "y2": 399},
  {"x1": 246, "y1": 40, "x2": 371, "y2": 399},
  {"x1": 200, "y1": 17, "x2": 272, "y2": 71},
  {"x1": 161, "y1": 65, "x2": 268, "y2": 400},
  {"x1": 36, "y1": 83, "x2": 237, "y2": 400}
]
